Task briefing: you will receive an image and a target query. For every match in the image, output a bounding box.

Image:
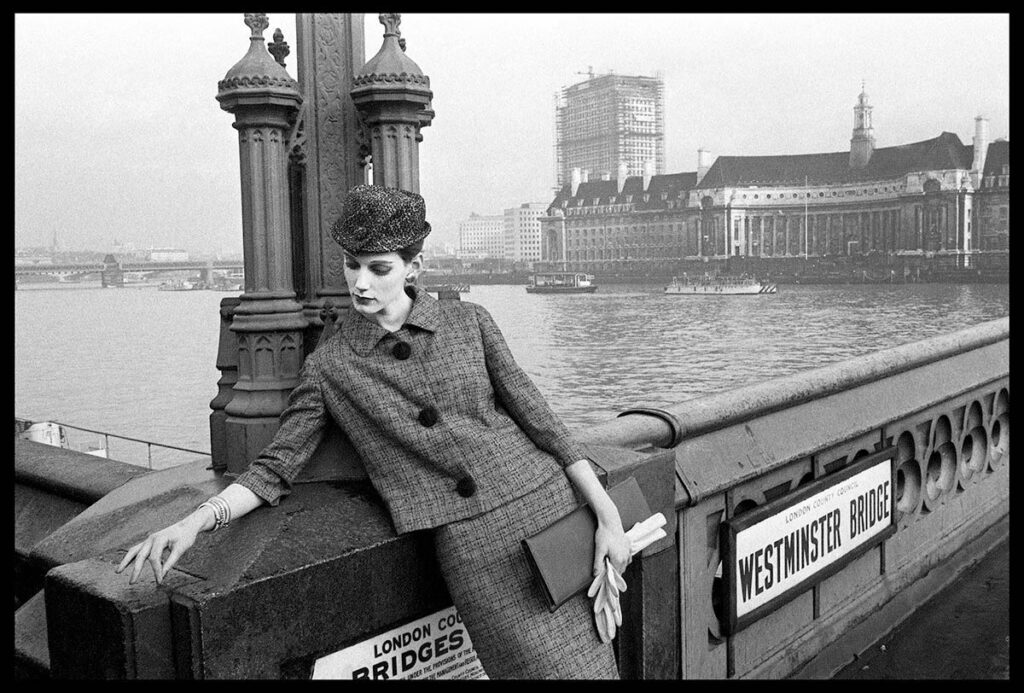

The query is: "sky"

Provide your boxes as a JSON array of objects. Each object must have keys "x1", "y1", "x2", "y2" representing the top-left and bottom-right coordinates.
[{"x1": 15, "y1": 12, "x2": 1009, "y2": 255}]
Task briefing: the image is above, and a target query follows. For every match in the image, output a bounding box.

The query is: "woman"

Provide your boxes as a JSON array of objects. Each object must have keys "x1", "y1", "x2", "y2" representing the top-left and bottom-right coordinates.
[{"x1": 117, "y1": 184, "x2": 629, "y2": 679}]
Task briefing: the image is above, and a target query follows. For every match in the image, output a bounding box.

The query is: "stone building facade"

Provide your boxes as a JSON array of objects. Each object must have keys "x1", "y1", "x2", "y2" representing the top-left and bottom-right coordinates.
[
  {"x1": 503, "y1": 203, "x2": 547, "y2": 262},
  {"x1": 541, "y1": 87, "x2": 1008, "y2": 275},
  {"x1": 457, "y1": 212, "x2": 505, "y2": 259},
  {"x1": 975, "y1": 140, "x2": 1010, "y2": 251}
]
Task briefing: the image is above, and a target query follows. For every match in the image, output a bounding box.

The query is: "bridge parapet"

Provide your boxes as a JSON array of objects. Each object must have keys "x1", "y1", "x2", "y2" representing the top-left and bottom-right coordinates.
[
  {"x1": 588, "y1": 316, "x2": 1008, "y2": 678},
  {"x1": 18, "y1": 318, "x2": 1008, "y2": 678}
]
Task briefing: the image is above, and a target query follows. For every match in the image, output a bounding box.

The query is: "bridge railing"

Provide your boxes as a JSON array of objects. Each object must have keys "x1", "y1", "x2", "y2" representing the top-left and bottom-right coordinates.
[
  {"x1": 19, "y1": 418, "x2": 211, "y2": 470},
  {"x1": 581, "y1": 316, "x2": 1009, "y2": 678},
  {"x1": 23, "y1": 318, "x2": 1009, "y2": 679}
]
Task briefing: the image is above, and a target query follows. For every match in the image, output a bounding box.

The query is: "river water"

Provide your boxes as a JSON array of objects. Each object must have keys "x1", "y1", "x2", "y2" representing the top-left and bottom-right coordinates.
[{"x1": 14, "y1": 282, "x2": 1009, "y2": 466}]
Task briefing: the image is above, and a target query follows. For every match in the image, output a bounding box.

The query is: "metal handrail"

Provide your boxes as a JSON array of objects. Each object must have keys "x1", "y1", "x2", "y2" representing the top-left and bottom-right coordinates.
[{"x1": 45, "y1": 419, "x2": 211, "y2": 469}]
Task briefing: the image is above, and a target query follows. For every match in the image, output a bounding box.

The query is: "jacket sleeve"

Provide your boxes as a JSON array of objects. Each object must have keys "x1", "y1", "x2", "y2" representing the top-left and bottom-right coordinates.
[
  {"x1": 232, "y1": 355, "x2": 330, "y2": 506},
  {"x1": 474, "y1": 303, "x2": 587, "y2": 468}
]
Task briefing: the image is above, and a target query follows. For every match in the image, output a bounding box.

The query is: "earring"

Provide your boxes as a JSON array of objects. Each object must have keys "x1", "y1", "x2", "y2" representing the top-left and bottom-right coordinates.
[{"x1": 405, "y1": 274, "x2": 416, "y2": 285}]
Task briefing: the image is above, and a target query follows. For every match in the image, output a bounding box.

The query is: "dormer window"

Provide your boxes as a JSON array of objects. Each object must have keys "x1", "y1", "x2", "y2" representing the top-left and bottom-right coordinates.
[{"x1": 625, "y1": 195, "x2": 633, "y2": 203}]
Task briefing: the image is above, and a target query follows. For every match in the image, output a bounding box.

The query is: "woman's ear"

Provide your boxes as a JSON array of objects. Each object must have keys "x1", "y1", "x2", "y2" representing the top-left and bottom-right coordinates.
[{"x1": 409, "y1": 253, "x2": 424, "y2": 278}]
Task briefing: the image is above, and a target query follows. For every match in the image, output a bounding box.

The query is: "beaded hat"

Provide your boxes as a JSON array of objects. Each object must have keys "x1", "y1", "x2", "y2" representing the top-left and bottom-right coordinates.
[{"x1": 330, "y1": 184, "x2": 431, "y2": 254}]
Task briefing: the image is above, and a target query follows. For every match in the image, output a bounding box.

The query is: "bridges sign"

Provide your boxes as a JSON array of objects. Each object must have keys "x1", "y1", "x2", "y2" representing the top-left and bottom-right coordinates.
[
  {"x1": 311, "y1": 605, "x2": 487, "y2": 680},
  {"x1": 720, "y1": 448, "x2": 897, "y2": 634}
]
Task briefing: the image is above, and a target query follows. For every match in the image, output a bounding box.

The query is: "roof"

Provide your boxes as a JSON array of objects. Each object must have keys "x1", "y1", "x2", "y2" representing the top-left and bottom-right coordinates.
[
  {"x1": 983, "y1": 140, "x2": 1010, "y2": 177},
  {"x1": 548, "y1": 172, "x2": 699, "y2": 211},
  {"x1": 694, "y1": 132, "x2": 974, "y2": 189}
]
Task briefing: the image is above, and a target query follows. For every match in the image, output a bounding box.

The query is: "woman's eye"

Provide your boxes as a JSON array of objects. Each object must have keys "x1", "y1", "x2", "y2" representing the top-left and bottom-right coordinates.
[
  {"x1": 371, "y1": 267, "x2": 391, "y2": 276},
  {"x1": 344, "y1": 262, "x2": 359, "y2": 270}
]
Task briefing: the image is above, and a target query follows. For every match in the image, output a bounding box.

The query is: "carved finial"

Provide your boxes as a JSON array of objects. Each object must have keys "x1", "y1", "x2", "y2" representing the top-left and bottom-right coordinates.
[
  {"x1": 268, "y1": 27, "x2": 290, "y2": 67},
  {"x1": 380, "y1": 13, "x2": 401, "y2": 36},
  {"x1": 244, "y1": 13, "x2": 270, "y2": 38}
]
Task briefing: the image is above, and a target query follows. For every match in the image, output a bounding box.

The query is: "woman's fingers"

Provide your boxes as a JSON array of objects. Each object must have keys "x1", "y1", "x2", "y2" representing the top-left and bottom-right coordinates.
[
  {"x1": 116, "y1": 543, "x2": 142, "y2": 573},
  {"x1": 160, "y1": 542, "x2": 188, "y2": 583},
  {"x1": 129, "y1": 539, "x2": 154, "y2": 583},
  {"x1": 148, "y1": 537, "x2": 168, "y2": 584}
]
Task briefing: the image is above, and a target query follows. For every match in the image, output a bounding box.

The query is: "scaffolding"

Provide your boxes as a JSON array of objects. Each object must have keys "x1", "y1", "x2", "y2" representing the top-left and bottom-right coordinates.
[{"x1": 554, "y1": 72, "x2": 665, "y2": 190}]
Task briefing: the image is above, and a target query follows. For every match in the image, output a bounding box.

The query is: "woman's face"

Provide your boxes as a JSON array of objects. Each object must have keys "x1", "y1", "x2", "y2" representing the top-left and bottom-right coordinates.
[{"x1": 343, "y1": 251, "x2": 418, "y2": 318}]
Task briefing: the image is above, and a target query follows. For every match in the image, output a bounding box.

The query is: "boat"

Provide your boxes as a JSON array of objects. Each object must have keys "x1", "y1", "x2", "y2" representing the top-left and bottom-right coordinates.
[
  {"x1": 121, "y1": 271, "x2": 153, "y2": 287},
  {"x1": 211, "y1": 281, "x2": 243, "y2": 291},
  {"x1": 422, "y1": 282, "x2": 469, "y2": 294},
  {"x1": 664, "y1": 273, "x2": 777, "y2": 295},
  {"x1": 525, "y1": 271, "x2": 597, "y2": 294},
  {"x1": 158, "y1": 279, "x2": 195, "y2": 291},
  {"x1": 18, "y1": 419, "x2": 107, "y2": 458}
]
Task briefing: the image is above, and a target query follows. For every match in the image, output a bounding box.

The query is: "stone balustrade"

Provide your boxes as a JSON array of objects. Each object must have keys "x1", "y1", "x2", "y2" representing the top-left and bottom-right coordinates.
[{"x1": 589, "y1": 316, "x2": 1008, "y2": 677}]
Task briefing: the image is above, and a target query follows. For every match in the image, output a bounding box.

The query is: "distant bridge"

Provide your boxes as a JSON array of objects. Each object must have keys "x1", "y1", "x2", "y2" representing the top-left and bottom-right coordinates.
[{"x1": 14, "y1": 260, "x2": 244, "y2": 278}]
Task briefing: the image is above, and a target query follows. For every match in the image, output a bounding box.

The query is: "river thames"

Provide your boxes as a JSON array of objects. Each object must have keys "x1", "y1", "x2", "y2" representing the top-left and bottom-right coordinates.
[{"x1": 14, "y1": 282, "x2": 1009, "y2": 467}]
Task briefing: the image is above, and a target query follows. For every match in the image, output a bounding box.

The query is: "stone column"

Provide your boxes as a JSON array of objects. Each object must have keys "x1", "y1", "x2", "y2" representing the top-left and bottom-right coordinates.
[
  {"x1": 209, "y1": 297, "x2": 241, "y2": 472},
  {"x1": 216, "y1": 14, "x2": 307, "y2": 474},
  {"x1": 351, "y1": 14, "x2": 434, "y2": 194},
  {"x1": 292, "y1": 14, "x2": 367, "y2": 341}
]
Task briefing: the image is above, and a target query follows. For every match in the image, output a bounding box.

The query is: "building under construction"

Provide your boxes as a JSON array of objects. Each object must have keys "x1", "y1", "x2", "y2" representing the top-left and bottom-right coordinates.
[{"x1": 554, "y1": 70, "x2": 665, "y2": 190}]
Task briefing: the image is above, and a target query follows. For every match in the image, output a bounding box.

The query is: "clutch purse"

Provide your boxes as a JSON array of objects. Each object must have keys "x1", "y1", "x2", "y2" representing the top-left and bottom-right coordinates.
[{"x1": 522, "y1": 476, "x2": 654, "y2": 612}]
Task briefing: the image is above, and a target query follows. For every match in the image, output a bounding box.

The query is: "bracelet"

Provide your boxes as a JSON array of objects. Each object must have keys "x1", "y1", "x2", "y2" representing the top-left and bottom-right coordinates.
[{"x1": 198, "y1": 496, "x2": 231, "y2": 532}]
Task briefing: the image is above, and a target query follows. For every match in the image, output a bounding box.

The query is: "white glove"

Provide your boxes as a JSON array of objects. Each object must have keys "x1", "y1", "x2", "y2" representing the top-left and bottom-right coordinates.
[
  {"x1": 588, "y1": 557, "x2": 626, "y2": 643},
  {"x1": 587, "y1": 513, "x2": 668, "y2": 643},
  {"x1": 626, "y1": 513, "x2": 667, "y2": 555}
]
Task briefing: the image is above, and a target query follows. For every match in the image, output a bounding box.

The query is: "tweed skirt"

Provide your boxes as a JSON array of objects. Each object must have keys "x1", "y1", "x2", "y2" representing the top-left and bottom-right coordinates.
[{"x1": 432, "y1": 468, "x2": 620, "y2": 680}]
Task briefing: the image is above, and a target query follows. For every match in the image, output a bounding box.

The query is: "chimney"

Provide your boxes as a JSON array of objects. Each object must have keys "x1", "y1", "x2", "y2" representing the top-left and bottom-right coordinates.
[
  {"x1": 642, "y1": 160, "x2": 654, "y2": 191},
  {"x1": 570, "y1": 167, "x2": 581, "y2": 196},
  {"x1": 697, "y1": 148, "x2": 713, "y2": 183},
  {"x1": 581, "y1": 169, "x2": 589, "y2": 183},
  {"x1": 973, "y1": 115, "x2": 990, "y2": 173},
  {"x1": 617, "y1": 162, "x2": 628, "y2": 194}
]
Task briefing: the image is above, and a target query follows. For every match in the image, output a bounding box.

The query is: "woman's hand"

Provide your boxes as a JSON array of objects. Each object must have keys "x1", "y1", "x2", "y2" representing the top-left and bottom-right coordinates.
[
  {"x1": 115, "y1": 509, "x2": 210, "y2": 585},
  {"x1": 594, "y1": 520, "x2": 632, "y2": 577}
]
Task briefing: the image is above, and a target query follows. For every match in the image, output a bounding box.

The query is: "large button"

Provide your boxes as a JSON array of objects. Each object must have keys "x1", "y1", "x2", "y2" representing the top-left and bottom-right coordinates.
[
  {"x1": 456, "y1": 475, "x2": 477, "y2": 498},
  {"x1": 392, "y1": 342, "x2": 412, "y2": 360},
  {"x1": 417, "y1": 406, "x2": 438, "y2": 428}
]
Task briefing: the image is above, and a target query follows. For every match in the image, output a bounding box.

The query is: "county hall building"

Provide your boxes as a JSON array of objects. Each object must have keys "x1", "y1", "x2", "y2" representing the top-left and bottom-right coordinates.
[{"x1": 539, "y1": 87, "x2": 1008, "y2": 275}]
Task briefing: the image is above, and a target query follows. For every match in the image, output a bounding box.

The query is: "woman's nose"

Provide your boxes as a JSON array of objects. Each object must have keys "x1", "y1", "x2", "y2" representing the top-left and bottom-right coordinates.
[{"x1": 353, "y1": 269, "x2": 371, "y2": 291}]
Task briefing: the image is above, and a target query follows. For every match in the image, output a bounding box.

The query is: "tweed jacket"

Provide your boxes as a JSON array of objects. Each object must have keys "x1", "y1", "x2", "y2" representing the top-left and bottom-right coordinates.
[{"x1": 233, "y1": 287, "x2": 587, "y2": 534}]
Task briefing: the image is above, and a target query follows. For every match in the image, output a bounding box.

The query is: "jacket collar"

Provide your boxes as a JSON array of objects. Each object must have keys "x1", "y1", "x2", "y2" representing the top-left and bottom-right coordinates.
[{"x1": 340, "y1": 286, "x2": 441, "y2": 356}]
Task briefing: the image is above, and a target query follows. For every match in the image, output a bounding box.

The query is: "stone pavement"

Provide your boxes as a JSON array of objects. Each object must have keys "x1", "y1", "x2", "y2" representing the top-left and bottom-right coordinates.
[{"x1": 834, "y1": 535, "x2": 1009, "y2": 679}]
